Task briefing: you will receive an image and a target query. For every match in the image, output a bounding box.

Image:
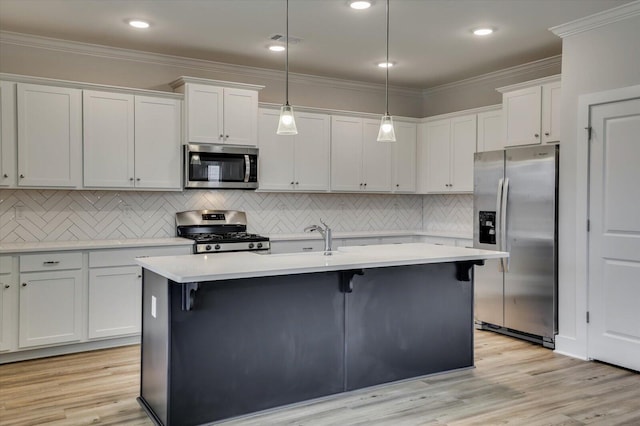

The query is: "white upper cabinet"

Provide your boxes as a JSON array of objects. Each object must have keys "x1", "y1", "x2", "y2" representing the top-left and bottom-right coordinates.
[
  {"x1": 0, "y1": 81, "x2": 17, "y2": 187},
  {"x1": 134, "y1": 96, "x2": 182, "y2": 189},
  {"x1": 331, "y1": 116, "x2": 392, "y2": 192},
  {"x1": 418, "y1": 114, "x2": 476, "y2": 194},
  {"x1": 476, "y1": 108, "x2": 503, "y2": 152},
  {"x1": 391, "y1": 121, "x2": 417, "y2": 193},
  {"x1": 258, "y1": 108, "x2": 330, "y2": 192},
  {"x1": 499, "y1": 76, "x2": 561, "y2": 147},
  {"x1": 83, "y1": 90, "x2": 181, "y2": 190},
  {"x1": 172, "y1": 78, "x2": 262, "y2": 146},
  {"x1": 16, "y1": 83, "x2": 82, "y2": 188}
]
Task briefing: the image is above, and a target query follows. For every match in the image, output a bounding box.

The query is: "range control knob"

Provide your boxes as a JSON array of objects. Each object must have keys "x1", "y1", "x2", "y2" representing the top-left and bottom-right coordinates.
[
  {"x1": 257, "y1": 242, "x2": 263, "y2": 249},
  {"x1": 214, "y1": 244, "x2": 221, "y2": 250},
  {"x1": 248, "y1": 243, "x2": 255, "y2": 249},
  {"x1": 205, "y1": 245, "x2": 212, "y2": 251}
]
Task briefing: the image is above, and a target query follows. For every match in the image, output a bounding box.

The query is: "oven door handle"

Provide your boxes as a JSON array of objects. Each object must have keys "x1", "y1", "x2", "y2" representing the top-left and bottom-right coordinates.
[{"x1": 244, "y1": 155, "x2": 250, "y2": 183}]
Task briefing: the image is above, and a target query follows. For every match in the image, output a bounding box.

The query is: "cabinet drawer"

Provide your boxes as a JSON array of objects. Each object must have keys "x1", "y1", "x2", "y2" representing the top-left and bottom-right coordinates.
[
  {"x1": 0, "y1": 256, "x2": 12, "y2": 275},
  {"x1": 89, "y1": 246, "x2": 191, "y2": 268},
  {"x1": 20, "y1": 252, "x2": 82, "y2": 272}
]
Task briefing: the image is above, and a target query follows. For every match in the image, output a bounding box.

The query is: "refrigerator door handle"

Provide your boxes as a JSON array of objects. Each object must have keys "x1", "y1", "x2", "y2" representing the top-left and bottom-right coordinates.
[
  {"x1": 501, "y1": 177, "x2": 510, "y2": 272},
  {"x1": 496, "y1": 178, "x2": 504, "y2": 272}
]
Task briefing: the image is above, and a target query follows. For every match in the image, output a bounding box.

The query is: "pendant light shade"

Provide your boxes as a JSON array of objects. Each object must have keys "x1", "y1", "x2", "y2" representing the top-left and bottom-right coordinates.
[
  {"x1": 277, "y1": 0, "x2": 298, "y2": 135},
  {"x1": 377, "y1": 0, "x2": 396, "y2": 142}
]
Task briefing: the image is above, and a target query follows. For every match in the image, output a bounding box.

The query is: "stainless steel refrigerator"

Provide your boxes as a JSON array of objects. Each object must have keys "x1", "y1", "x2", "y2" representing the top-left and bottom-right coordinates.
[{"x1": 473, "y1": 145, "x2": 558, "y2": 348}]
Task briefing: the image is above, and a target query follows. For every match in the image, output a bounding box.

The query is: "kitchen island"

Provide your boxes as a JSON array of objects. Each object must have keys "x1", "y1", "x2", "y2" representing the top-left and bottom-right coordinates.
[{"x1": 136, "y1": 243, "x2": 507, "y2": 426}]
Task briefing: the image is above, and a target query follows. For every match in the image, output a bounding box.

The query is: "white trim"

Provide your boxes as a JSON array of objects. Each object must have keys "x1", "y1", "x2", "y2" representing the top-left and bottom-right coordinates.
[
  {"x1": 421, "y1": 104, "x2": 502, "y2": 122},
  {"x1": 0, "y1": 72, "x2": 183, "y2": 99},
  {"x1": 573, "y1": 84, "x2": 640, "y2": 361},
  {"x1": 496, "y1": 75, "x2": 561, "y2": 94},
  {"x1": 258, "y1": 102, "x2": 420, "y2": 122},
  {"x1": 423, "y1": 56, "x2": 561, "y2": 96},
  {"x1": 0, "y1": 31, "x2": 422, "y2": 99},
  {"x1": 550, "y1": 1, "x2": 640, "y2": 38},
  {"x1": 169, "y1": 76, "x2": 264, "y2": 91}
]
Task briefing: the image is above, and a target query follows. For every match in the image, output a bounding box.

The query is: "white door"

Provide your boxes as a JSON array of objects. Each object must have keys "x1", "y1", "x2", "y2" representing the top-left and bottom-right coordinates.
[
  {"x1": 503, "y1": 86, "x2": 541, "y2": 147},
  {"x1": 185, "y1": 84, "x2": 223, "y2": 143},
  {"x1": 134, "y1": 96, "x2": 182, "y2": 189},
  {"x1": 331, "y1": 116, "x2": 363, "y2": 191},
  {"x1": 257, "y1": 109, "x2": 295, "y2": 190},
  {"x1": 0, "y1": 81, "x2": 17, "y2": 187},
  {"x1": 588, "y1": 97, "x2": 640, "y2": 372},
  {"x1": 392, "y1": 122, "x2": 417, "y2": 193},
  {"x1": 450, "y1": 114, "x2": 477, "y2": 192},
  {"x1": 223, "y1": 88, "x2": 258, "y2": 146},
  {"x1": 424, "y1": 119, "x2": 450, "y2": 193},
  {"x1": 362, "y1": 119, "x2": 392, "y2": 192},
  {"x1": 83, "y1": 90, "x2": 135, "y2": 188},
  {"x1": 294, "y1": 112, "x2": 330, "y2": 191},
  {"x1": 17, "y1": 83, "x2": 82, "y2": 187}
]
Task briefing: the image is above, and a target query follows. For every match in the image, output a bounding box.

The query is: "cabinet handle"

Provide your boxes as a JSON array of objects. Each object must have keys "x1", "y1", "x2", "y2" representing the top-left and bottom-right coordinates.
[
  {"x1": 302, "y1": 247, "x2": 313, "y2": 251},
  {"x1": 2, "y1": 174, "x2": 7, "y2": 178},
  {"x1": 43, "y1": 261, "x2": 60, "y2": 265},
  {"x1": 3, "y1": 284, "x2": 9, "y2": 289},
  {"x1": 136, "y1": 178, "x2": 141, "y2": 181},
  {"x1": 363, "y1": 183, "x2": 367, "y2": 187},
  {"x1": 290, "y1": 181, "x2": 294, "y2": 185},
  {"x1": 20, "y1": 174, "x2": 24, "y2": 178},
  {"x1": 534, "y1": 133, "x2": 540, "y2": 138},
  {"x1": 396, "y1": 184, "x2": 400, "y2": 187},
  {"x1": 137, "y1": 275, "x2": 142, "y2": 278},
  {"x1": 219, "y1": 134, "x2": 224, "y2": 139},
  {"x1": 295, "y1": 181, "x2": 299, "y2": 185},
  {"x1": 22, "y1": 283, "x2": 27, "y2": 287},
  {"x1": 544, "y1": 132, "x2": 550, "y2": 136},
  {"x1": 130, "y1": 177, "x2": 134, "y2": 181}
]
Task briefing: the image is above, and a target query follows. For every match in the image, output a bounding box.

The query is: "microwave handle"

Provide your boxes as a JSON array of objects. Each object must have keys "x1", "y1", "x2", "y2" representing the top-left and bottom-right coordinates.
[{"x1": 244, "y1": 155, "x2": 250, "y2": 183}]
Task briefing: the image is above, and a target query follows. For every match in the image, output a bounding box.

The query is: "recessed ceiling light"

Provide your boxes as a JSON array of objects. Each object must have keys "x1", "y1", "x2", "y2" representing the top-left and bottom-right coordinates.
[
  {"x1": 377, "y1": 62, "x2": 394, "y2": 68},
  {"x1": 473, "y1": 28, "x2": 494, "y2": 36},
  {"x1": 269, "y1": 45, "x2": 286, "y2": 52},
  {"x1": 350, "y1": 1, "x2": 372, "y2": 10},
  {"x1": 128, "y1": 20, "x2": 150, "y2": 29}
]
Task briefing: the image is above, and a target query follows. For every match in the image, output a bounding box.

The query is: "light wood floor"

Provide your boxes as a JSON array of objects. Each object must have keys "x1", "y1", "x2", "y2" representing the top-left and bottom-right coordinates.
[{"x1": 1, "y1": 330, "x2": 639, "y2": 425}]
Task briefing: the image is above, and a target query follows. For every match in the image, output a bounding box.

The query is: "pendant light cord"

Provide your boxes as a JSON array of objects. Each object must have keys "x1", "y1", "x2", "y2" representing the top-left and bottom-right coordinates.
[
  {"x1": 285, "y1": 0, "x2": 290, "y2": 107},
  {"x1": 385, "y1": 0, "x2": 389, "y2": 115}
]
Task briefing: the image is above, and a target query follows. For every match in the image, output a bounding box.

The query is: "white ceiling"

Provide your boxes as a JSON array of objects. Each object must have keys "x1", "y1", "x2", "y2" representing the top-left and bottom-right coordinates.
[{"x1": 0, "y1": 0, "x2": 633, "y2": 89}]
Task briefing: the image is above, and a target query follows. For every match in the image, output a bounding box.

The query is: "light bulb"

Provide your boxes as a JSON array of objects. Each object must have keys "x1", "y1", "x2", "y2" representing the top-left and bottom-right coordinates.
[
  {"x1": 377, "y1": 115, "x2": 396, "y2": 142},
  {"x1": 277, "y1": 105, "x2": 298, "y2": 135}
]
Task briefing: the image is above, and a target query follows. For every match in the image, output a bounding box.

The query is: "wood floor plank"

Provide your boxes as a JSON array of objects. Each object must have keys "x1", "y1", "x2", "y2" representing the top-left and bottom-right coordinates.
[{"x1": 0, "y1": 330, "x2": 638, "y2": 425}]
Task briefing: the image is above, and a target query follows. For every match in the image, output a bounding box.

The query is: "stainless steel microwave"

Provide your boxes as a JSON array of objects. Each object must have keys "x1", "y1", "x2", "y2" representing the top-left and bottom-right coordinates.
[{"x1": 184, "y1": 144, "x2": 258, "y2": 189}]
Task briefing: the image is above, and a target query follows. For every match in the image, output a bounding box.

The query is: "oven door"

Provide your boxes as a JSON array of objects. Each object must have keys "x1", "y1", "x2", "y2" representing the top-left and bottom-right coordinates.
[{"x1": 184, "y1": 144, "x2": 258, "y2": 189}]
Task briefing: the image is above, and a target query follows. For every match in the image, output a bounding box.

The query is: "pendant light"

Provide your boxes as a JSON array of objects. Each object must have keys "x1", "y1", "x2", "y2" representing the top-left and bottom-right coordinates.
[
  {"x1": 377, "y1": 0, "x2": 396, "y2": 142},
  {"x1": 277, "y1": 0, "x2": 298, "y2": 135}
]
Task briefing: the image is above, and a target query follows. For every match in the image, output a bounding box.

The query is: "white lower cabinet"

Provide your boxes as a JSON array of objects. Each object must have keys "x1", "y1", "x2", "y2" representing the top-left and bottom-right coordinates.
[
  {"x1": 0, "y1": 256, "x2": 18, "y2": 352},
  {"x1": 19, "y1": 269, "x2": 83, "y2": 348},
  {"x1": 88, "y1": 266, "x2": 142, "y2": 339}
]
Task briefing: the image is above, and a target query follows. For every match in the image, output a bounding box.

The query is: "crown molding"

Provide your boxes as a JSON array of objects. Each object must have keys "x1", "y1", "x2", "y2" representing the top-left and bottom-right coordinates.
[
  {"x1": 422, "y1": 55, "x2": 562, "y2": 96},
  {"x1": 496, "y1": 74, "x2": 561, "y2": 94},
  {"x1": 550, "y1": 1, "x2": 640, "y2": 38},
  {"x1": 0, "y1": 31, "x2": 422, "y2": 99},
  {"x1": 420, "y1": 104, "x2": 502, "y2": 122}
]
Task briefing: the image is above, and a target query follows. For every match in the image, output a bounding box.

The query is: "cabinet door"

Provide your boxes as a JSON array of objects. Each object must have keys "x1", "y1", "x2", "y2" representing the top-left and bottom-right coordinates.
[
  {"x1": 542, "y1": 81, "x2": 561, "y2": 144},
  {"x1": 17, "y1": 84, "x2": 81, "y2": 187},
  {"x1": 83, "y1": 90, "x2": 135, "y2": 188},
  {"x1": 331, "y1": 116, "x2": 363, "y2": 191},
  {"x1": 0, "y1": 81, "x2": 17, "y2": 187},
  {"x1": 185, "y1": 84, "x2": 223, "y2": 143},
  {"x1": 257, "y1": 109, "x2": 295, "y2": 190},
  {"x1": 89, "y1": 266, "x2": 142, "y2": 339},
  {"x1": 392, "y1": 122, "x2": 417, "y2": 192},
  {"x1": 450, "y1": 114, "x2": 476, "y2": 192},
  {"x1": 134, "y1": 96, "x2": 182, "y2": 189},
  {"x1": 503, "y1": 86, "x2": 542, "y2": 147},
  {"x1": 477, "y1": 109, "x2": 503, "y2": 152},
  {"x1": 19, "y1": 269, "x2": 83, "y2": 348},
  {"x1": 223, "y1": 88, "x2": 258, "y2": 146},
  {"x1": 294, "y1": 112, "x2": 331, "y2": 191},
  {"x1": 424, "y1": 119, "x2": 451, "y2": 193},
  {"x1": 362, "y1": 119, "x2": 392, "y2": 192},
  {"x1": 0, "y1": 257, "x2": 18, "y2": 352}
]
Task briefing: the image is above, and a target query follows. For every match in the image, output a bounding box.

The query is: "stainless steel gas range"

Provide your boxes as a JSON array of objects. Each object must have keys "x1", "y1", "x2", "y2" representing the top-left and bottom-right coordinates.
[{"x1": 176, "y1": 210, "x2": 270, "y2": 254}]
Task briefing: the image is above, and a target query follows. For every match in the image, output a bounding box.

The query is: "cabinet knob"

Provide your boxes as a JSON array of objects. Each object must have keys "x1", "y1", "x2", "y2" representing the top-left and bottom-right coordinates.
[
  {"x1": 295, "y1": 181, "x2": 299, "y2": 185},
  {"x1": 396, "y1": 184, "x2": 400, "y2": 187},
  {"x1": 544, "y1": 132, "x2": 550, "y2": 136},
  {"x1": 290, "y1": 181, "x2": 294, "y2": 185},
  {"x1": 136, "y1": 178, "x2": 141, "y2": 181},
  {"x1": 363, "y1": 183, "x2": 367, "y2": 187},
  {"x1": 137, "y1": 275, "x2": 142, "y2": 279},
  {"x1": 2, "y1": 174, "x2": 7, "y2": 178},
  {"x1": 534, "y1": 133, "x2": 540, "y2": 138},
  {"x1": 225, "y1": 135, "x2": 229, "y2": 139},
  {"x1": 130, "y1": 177, "x2": 134, "y2": 181},
  {"x1": 3, "y1": 284, "x2": 9, "y2": 289},
  {"x1": 20, "y1": 174, "x2": 24, "y2": 178},
  {"x1": 22, "y1": 283, "x2": 27, "y2": 287},
  {"x1": 219, "y1": 134, "x2": 224, "y2": 139},
  {"x1": 359, "y1": 183, "x2": 363, "y2": 187}
]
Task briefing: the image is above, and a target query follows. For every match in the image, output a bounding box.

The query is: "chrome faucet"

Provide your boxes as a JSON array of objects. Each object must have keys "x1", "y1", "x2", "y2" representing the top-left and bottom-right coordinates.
[{"x1": 304, "y1": 219, "x2": 333, "y2": 255}]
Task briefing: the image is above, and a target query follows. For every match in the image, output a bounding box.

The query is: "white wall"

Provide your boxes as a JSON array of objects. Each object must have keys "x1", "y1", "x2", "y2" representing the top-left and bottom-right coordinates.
[{"x1": 553, "y1": 8, "x2": 640, "y2": 358}]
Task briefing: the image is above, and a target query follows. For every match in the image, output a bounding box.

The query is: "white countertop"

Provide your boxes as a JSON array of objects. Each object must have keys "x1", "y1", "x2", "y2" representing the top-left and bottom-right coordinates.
[
  {"x1": 0, "y1": 238, "x2": 194, "y2": 254},
  {"x1": 267, "y1": 230, "x2": 472, "y2": 241},
  {"x1": 136, "y1": 243, "x2": 507, "y2": 283}
]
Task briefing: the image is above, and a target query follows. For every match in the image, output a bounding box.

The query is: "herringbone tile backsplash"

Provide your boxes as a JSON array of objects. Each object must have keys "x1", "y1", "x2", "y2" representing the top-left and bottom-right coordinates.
[{"x1": 0, "y1": 189, "x2": 472, "y2": 242}]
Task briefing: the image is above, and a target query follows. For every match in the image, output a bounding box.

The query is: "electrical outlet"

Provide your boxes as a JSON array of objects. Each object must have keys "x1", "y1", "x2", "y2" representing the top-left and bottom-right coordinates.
[
  {"x1": 14, "y1": 204, "x2": 24, "y2": 220},
  {"x1": 120, "y1": 203, "x2": 132, "y2": 217}
]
